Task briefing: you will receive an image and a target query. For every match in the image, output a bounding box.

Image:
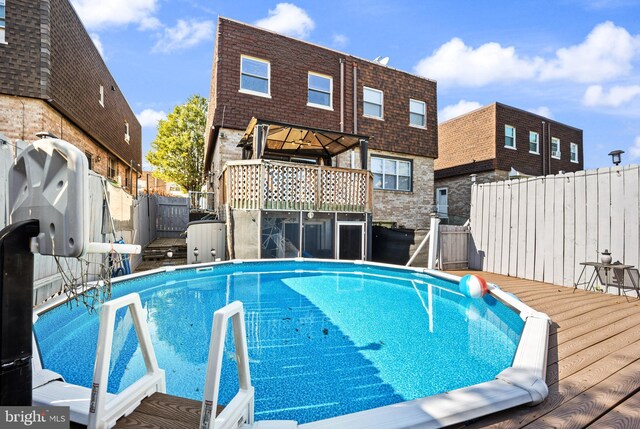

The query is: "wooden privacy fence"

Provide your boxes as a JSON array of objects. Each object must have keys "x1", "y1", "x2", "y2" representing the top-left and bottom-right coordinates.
[
  {"x1": 155, "y1": 195, "x2": 188, "y2": 237},
  {"x1": 439, "y1": 225, "x2": 469, "y2": 270},
  {"x1": 468, "y1": 165, "x2": 640, "y2": 288}
]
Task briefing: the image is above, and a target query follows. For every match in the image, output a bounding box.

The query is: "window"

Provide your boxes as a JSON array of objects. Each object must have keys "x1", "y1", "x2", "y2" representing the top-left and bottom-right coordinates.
[
  {"x1": 85, "y1": 152, "x2": 93, "y2": 170},
  {"x1": 436, "y1": 188, "x2": 448, "y2": 219},
  {"x1": 99, "y1": 85, "x2": 104, "y2": 107},
  {"x1": 0, "y1": 0, "x2": 6, "y2": 44},
  {"x1": 124, "y1": 121, "x2": 130, "y2": 143},
  {"x1": 371, "y1": 156, "x2": 411, "y2": 191},
  {"x1": 240, "y1": 55, "x2": 270, "y2": 97},
  {"x1": 505, "y1": 125, "x2": 516, "y2": 149},
  {"x1": 363, "y1": 87, "x2": 383, "y2": 119},
  {"x1": 409, "y1": 99, "x2": 426, "y2": 128},
  {"x1": 570, "y1": 142, "x2": 579, "y2": 163},
  {"x1": 551, "y1": 137, "x2": 561, "y2": 159},
  {"x1": 307, "y1": 72, "x2": 332, "y2": 109},
  {"x1": 108, "y1": 157, "x2": 118, "y2": 180},
  {"x1": 529, "y1": 131, "x2": 539, "y2": 154}
]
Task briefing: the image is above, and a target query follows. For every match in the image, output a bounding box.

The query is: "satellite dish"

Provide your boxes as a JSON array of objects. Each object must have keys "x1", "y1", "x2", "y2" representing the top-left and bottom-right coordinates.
[
  {"x1": 379, "y1": 56, "x2": 390, "y2": 66},
  {"x1": 373, "y1": 56, "x2": 382, "y2": 62}
]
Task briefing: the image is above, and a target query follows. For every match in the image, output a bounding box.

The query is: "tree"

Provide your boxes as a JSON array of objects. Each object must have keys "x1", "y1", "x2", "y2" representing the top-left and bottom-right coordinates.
[{"x1": 146, "y1": 95, "x2": 207, "y2": 193}]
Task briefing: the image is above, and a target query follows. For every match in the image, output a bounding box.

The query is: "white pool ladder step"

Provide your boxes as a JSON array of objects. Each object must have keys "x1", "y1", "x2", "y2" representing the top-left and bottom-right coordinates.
[
  {"x1": 32, "y1": 293, "x2": 166, "y2": 429},
  {"x1": 199, "y1": 301, "x2": 298, "y2": 429}
]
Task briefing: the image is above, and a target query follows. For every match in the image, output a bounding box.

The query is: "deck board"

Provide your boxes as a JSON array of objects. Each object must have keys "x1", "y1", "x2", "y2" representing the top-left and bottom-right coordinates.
[{"x1": 448, "y1": 270, "x2": 640, "y2": 429}]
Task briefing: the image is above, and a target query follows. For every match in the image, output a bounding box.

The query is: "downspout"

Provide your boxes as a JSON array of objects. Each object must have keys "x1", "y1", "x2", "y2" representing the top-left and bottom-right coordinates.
[
  {"x1": 340, "y1": 59, "x2": 345, "y2": 133},
  {"x1": 541, "y1": 121, "x2": 546, "y2": 176},
  {"x1": 548, "y1": 123, "x2": 552, "y2": 174},
  {"x1": 352, "y1": 63, "x2": 358, "y2": 169}
]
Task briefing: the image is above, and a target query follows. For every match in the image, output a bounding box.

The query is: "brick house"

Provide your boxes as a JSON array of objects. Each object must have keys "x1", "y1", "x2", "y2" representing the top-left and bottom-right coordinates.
[
  {"x1": 435, "y1": 102, "x2": 583, "y2": 224},
  {"x1": 204, "y1": 17, "x2": 438, "y2": 235},
  {"x1": 0, "y1": 0, "x2": 142, "y2": 195}
]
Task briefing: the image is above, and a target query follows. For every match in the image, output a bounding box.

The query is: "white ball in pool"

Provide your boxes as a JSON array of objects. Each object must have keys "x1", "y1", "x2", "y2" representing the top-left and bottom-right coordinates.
[{"x1": 459, "y1": 274, "x2": 488, "y2": 298}]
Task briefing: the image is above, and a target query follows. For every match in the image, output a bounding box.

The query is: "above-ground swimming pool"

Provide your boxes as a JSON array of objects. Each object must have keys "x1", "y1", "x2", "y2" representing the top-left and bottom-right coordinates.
[{"x1": 34, "y1": 260, "x2": 530, "y2": 425}]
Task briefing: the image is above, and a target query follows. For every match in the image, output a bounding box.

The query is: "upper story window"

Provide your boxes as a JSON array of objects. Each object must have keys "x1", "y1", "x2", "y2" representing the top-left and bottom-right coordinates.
[
  {"x1": 0, "y1": 0, "x2": 6, "y2": 44},
  {"x1": 529, "y1": 131, "x2": 539, "y2": 154},
  {"x1": 124, "y1": 121, "x2": 130, "y2": 143},
  {"x1": 409, "y1": 99, "x2": 426, "y2": 128},
  {"x1": 363, "y1": 87, "x2": 383, "y2": 119},
  {"x1": 371, "y1": 156, "x2": 412, "y2": 191},
  {"x1": 570, "y1": 142, "x2": 579, "y2": 163},
  {"x1": 551, "y1": 137, "x2": 561, "y2": 159},
  {"x1": 505, "y1": 125, "x2": 516, "y2": 149},
  {"x1": 99, "y1": 85, "x2": 104, "y2": 107},
  {"x1": 240, "y1": 55, "x2": 270, "y2": 97},
  {"x1": 85, "y1": 151, "x2": 93, "y2": 171},
  {"x1": 307, "y1": 72, "x2": 332, "y2": 109}
]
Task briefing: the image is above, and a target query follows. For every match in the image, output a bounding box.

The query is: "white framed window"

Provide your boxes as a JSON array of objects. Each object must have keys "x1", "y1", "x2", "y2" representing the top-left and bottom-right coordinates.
[
  {"x1": 529, "y1": 131, "x2": 539, "y2": 154},
  {"x1": 551, "y1": 137, "x2": 561, "y2": 159},
  {"x1": 99, "y1": 85, "x2": 104, "y2": 107},
  {"x1": 371, "y1": 156, "x2": 411, "y2": 191},
  {"x1": 240, "y1": 55, "x2": 270, "y2": 97},
  {"x1": 0, "y1": 0, "x2": 6, "y2": 44},
  {"x1": 124, "y1": 121, "x2": 130, "y2": 143},
  {"x1": 307, "y1": 72, "x2": 332, "y2": 109},
  {"x1": 505, "y1": 125, "x2": 516, "y2": 149},
  {"x1": 436, "y1": 187, "x2": 448, "y2": 219},
  {"x1": 409, "y1": 99, "x2": 426, "y2": 128},
  {"x1": 570, "y1": 142, "x2": 579, "y2": 163},
  {"x1": 363, "y1": 87, "x2": 383, "y2": 119}
]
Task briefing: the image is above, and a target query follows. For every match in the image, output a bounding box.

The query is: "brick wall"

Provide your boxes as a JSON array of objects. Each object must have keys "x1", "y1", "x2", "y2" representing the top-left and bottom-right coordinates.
[
  {"x1": 0, "y1": 95, "x2": 131, "y2": 188},
  {"x1": 435, "y1": 104, "x2": 495, "y2": 170},
  {"x1": 495, "y1": 103, "x2": 583, "y2": 175},
  {"x1": 435, "y1": 170, "x2": 508, "y2": 224},
  {"x1": 205, "y1": 17, "x2": 437, "y2": 166},
  {"x1": 0, "y1": 0, "x2": 141, "y2": 170}
]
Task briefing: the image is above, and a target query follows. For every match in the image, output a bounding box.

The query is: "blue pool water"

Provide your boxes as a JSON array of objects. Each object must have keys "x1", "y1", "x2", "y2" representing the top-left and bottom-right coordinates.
[{"x1": 34, "y1": 261, "x2": 523, "y2": 424}]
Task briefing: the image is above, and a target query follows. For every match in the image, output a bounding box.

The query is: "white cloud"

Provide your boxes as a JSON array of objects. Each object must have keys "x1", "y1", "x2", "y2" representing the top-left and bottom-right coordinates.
[
  {"x1": 255, "y1": 3, "x2": 315, "y2": 39},
  {"x1": 332, "y1": 34, "x2": 348, "y2": 48},
  {"x1": 439, "y1": 100, "x2": 483, "y2": 122},
  {"x1": 71, "y1": 0, "x2": 159, "y2": 30},
  {"x1": 414, "y1": 38, "x2": 542, "y2": 87},
  {"x1": 540, "y1": 21, "x2": 639, "y2": 82},
  {"x1": 137, "y1": 109, "x2": 166, "y2": 128},
  {"x1": 528, "y1": 106, "x2": 553, "y2": 118},
  {"x1": 90, "y1": 33, "x2": 105, "y2": 58},
  {"x1": 152, "y1": 20, "x2": 215, "y2": 54},
  {"x1": 583, "y1": 84, "x2": 640, "y2": 107},
  {"x1": 629, "y1": 136, "x2": 640, "y2": 159},
  {"x1": 414, "y1": 21, "x2": 639, "y2": 87}
]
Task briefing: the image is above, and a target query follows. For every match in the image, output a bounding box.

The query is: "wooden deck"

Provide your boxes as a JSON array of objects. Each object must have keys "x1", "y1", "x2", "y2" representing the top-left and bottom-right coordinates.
[{"x1": 448, "y1": 270, "x2": 640, "y2": 429}]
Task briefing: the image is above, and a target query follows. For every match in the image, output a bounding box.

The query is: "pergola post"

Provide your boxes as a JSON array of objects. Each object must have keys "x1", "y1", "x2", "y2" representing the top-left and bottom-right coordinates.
[{"x1": 359, "y1": 139, "x2": 368, "y2": 170}]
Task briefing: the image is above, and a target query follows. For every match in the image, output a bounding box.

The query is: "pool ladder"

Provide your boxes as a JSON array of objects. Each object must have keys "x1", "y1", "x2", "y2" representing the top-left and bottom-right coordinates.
[{"x1": 199, "y1": 300, "x2": 297, "y2": 429}]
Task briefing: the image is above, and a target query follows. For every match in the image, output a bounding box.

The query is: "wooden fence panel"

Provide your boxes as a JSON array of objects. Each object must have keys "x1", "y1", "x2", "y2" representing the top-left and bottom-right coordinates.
[
  {"x1": 563, "y1": 173, "x2": 575, "y2": 287},
  {"x1": 501, "y1": 182, "x2": 512, "y2": 275},
  {"x1": 516, "y1": 179, "x2": 528, "y2": 279},
  {"x1": 508, "y1": 181, "x2": 519, "y2": 277},
  {"x1": 440, "y1": 225, "x2": 469, "y2": 270},
  {"x1": 574, "y1": 171, "x2": 587, "y2": 287},
  {"x1": 469, "y1": 165, "x2": 640, "y2": 289},
  {"x1": 624, "y1": 165, "x2": 639, "y2": 268},
  {"x1": 155, "y1": 196, "x2": 188, "y2": 238},
  {"x1": 525, "y1": 178, "x2": 537, "y2": 279},
  {"x1": 487, "y1": 182, "x2": 504, "y2": 272},
  {"x1": 533, "y1": 177, "x2": 546, "y2": 281}
]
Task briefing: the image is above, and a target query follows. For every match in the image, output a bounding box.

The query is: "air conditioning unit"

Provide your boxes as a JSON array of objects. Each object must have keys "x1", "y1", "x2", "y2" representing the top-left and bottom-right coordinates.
[{"x1": 552, "y1": 150, "x2": 561, "y2": 158}]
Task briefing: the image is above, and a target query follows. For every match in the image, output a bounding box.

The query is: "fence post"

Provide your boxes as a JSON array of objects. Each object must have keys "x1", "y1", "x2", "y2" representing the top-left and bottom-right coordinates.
[{"x1": 428, "y1": 214, "x2": 441, "y2": 270}]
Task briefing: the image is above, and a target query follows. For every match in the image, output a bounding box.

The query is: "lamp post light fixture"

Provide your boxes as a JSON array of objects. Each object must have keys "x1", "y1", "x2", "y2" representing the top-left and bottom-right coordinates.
[
  {"x1": 166, "y1": 249, "x2": 173, "y2": 259},
  {"x1": 193, "y1": 247, "x2": 199, "y2": 263},
  {"x1": 608, "y1": 149, "x2": 624, "y2": 166},
  {"x1": 210, "y1": 248, "x2": 216, "y2": 261}
]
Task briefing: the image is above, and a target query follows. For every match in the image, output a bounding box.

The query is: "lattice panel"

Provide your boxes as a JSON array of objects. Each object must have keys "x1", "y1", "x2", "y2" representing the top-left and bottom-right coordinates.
[
  {"x1": 263, "y1": 163, "x2": 319, "y2": 210},
  {"x1": 228, "y1": 164, "x2": 260, "y2": 209},
  {"x1": 320, "y1": 169, "x2": 368, "y2": 211}
]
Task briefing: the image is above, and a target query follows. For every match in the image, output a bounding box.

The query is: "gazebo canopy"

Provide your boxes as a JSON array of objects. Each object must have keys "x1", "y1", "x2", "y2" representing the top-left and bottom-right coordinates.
[{"x1": 238, "y1": 117, "x2": 369, "y2": 160}]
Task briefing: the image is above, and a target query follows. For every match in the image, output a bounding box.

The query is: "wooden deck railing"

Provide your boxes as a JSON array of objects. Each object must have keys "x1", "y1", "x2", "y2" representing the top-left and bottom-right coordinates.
[{"x1": 220, "y1": 160, "x2": 373, "y2": 213}]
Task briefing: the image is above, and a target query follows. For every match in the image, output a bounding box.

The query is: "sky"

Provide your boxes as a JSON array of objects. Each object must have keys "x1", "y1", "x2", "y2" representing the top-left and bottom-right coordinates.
[{"x1": 71, "y1": 0, "x2": 640, "y2": 170}]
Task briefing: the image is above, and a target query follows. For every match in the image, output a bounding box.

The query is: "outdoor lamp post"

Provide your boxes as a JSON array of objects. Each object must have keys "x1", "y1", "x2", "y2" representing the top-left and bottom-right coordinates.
[
  {"x1": 608, "y1": 150, "x2": 624, "y2": 166},
  {"x1": 193, "y1": 247, "x2": 199, "y2": 263},
  {"x1": 166, "y1": 249, "x2": 173, "y2": 259},
  {"x1": 210, "y1": 248, "x2": 216, "y2": 260}
]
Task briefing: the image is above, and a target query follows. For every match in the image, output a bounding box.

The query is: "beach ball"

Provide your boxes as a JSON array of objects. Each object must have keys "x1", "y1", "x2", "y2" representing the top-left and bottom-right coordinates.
[{"x1": 459, "y1": 274, "x2": 488, "y2": 298}]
